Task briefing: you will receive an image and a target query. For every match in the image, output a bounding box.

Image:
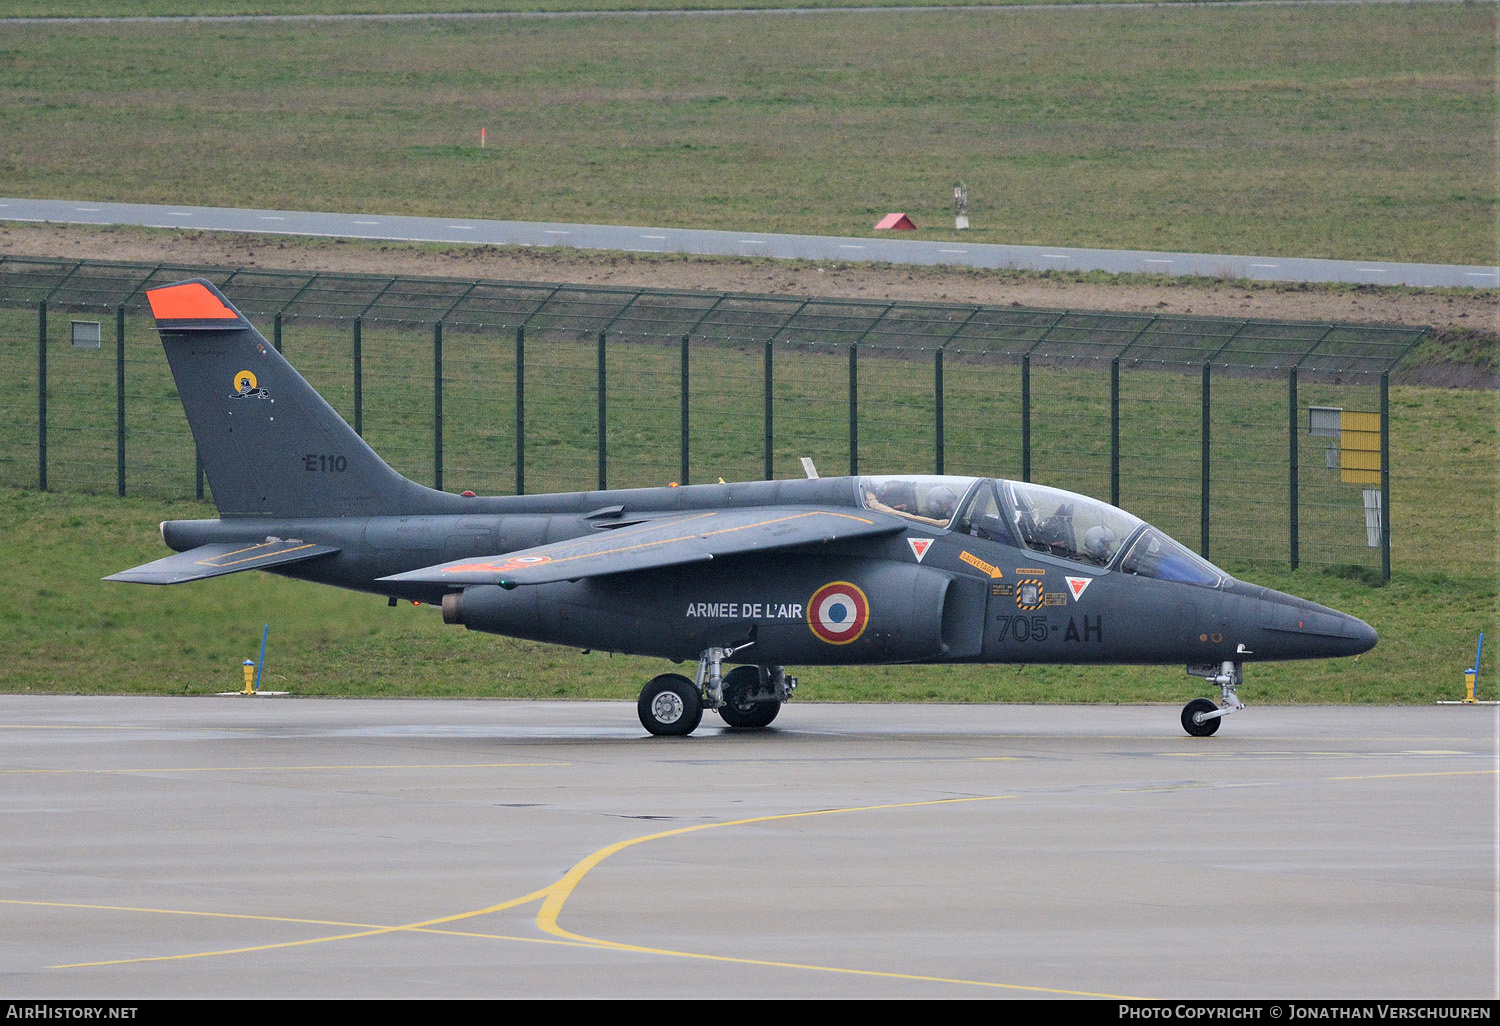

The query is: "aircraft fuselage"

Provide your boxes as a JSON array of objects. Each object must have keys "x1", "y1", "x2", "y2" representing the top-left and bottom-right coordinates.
[{"x1": 155, "y1": 473, "x2": 1375, "y2": 669}]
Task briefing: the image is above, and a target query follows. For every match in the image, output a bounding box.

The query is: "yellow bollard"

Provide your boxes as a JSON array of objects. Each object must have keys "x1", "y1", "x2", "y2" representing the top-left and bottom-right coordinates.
[
  {"x1": 1463, "y1": 668, "x2": 1477, "y2": 704},
  {"x1": 242, "y1": 659, "x2": 256, "y2": 695}
]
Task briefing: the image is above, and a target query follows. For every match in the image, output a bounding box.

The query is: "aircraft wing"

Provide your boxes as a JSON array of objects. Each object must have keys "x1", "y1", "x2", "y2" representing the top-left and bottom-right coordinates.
[
  {"x1": 105, "y1": 539, "x2": 340, "y2": 585},
  {"x1": 379, "y1": 506, "x2": 903, "y2": 587}
]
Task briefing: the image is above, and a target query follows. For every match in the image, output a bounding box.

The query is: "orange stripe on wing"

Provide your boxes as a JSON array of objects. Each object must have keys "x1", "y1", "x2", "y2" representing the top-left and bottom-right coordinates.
[
  {"x1": 147, "y1": 283, "x2": 239, "y2": 321},
  {"x1": 497, "y1": 510, "x2": 878, "y2": 575}
]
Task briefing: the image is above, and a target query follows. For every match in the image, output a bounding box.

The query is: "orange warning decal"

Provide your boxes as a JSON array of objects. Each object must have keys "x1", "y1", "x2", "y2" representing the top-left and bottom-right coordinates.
[{"x1": 147, "y1": 282, "x2": 239, "y2": 321}]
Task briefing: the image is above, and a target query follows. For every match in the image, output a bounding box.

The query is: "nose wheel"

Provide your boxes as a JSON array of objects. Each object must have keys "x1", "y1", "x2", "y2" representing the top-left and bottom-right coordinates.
[{"x1": 1181, "y1": 697, "x2": 1221, "y2": 737}]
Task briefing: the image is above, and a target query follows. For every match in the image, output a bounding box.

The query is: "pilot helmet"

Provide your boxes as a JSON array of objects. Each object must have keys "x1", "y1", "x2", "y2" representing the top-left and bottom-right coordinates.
[
  {"x1": 1084, "y1": 525, "x2": 1117, "y2": 559},
  {"x1": 878, "y1": 479, "x2": 917, "y2": 511},
  {"x1": 927, "y1": 485, "x2": 957, "y2": 519}
]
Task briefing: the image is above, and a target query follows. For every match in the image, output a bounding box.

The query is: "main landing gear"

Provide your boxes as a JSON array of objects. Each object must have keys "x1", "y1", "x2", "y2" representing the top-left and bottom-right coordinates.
[
  {"x1": 1181, "y1": 659, "x2": 1247, "y2": 737},
  {"x1": 637, "y1": 647, "x2": 797, "y2": 736}
]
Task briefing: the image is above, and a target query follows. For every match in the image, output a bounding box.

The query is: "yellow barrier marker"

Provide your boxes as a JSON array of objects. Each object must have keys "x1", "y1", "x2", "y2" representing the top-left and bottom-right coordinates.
[
  {"x1": 1440, "y1": 632, "x2": 1494, "y2": 705},
  {"x1": 220, "y1": 626, "x2": 287, "y2": 696}
]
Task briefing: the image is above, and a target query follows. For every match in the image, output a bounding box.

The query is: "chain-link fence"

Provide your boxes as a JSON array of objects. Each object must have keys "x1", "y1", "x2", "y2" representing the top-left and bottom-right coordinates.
[{"x1": 0, "y1": 256, "x2": 1425, "y2": 575}]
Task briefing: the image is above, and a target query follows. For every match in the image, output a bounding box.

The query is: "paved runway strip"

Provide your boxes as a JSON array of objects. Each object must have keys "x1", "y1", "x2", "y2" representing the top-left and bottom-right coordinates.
[
  {"x1": 3, "y1": 198, "x2": 1495, "y2": 288},
  {"x1": 1, "y1": 697, "x2": 1494, "y2": 998}
]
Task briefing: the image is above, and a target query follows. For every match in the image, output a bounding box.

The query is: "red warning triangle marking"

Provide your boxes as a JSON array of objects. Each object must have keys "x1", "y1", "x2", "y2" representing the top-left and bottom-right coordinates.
[
  {"x1": 1066, "y1": 576, "x2": 1091, "y2": 600},
  {"x1": 907, "y1": 538, "x2": 932, "y2": 563}
]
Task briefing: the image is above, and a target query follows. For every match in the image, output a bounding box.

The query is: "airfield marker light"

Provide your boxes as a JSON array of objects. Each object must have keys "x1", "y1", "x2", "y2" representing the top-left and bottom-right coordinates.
[
  {"x1": 1440, "y1": 633, "x2": 1495, "y2": 705},
  {"x1": 242, "y1": 660, "x2": 256, "y2": 695}
]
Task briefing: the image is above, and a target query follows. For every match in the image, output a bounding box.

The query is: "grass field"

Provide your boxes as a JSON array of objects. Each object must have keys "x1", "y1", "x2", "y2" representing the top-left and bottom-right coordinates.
[
  {"x1": 0, "y1": 3, "x2": 1492, "y2": 263},
  {"x1": 0, "y1": 0, "x2": 1325, "y2": 18}
]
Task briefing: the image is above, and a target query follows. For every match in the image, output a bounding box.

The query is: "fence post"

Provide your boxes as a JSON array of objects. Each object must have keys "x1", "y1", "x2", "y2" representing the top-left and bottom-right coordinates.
[
  {"x1": 763, "y1": 341, "x2": 773, "y2": 481},
  {"x1": 1201, "y1": 362, "x2": 1211, "y2": 560},
  {"x1": 433, "y1": 321, "x2": 443, "y2": 492},
  {"x1": 37, "y1": 301, "x2": 46, "y2": 492},
  {"x1": 353, "y1": 317, "x2": 363, "y2": 437},
  {"x1": 1288, "y1": 366, "x2": 1298, "y2": 569},
  {"x1": 848, "y1": 344, "x2": 859, "y2": 477},
  {"x1": 1109, "y1": 357, "x2": 1120, "y2": 507},
  {"x1": 1021, "y1": 353, "x2": 1031, "y2": 483},
  {"x1": 515, "y1": 326, "x2": 525, "y2": 496},
  {"x1": 934, "y1": 349, "x2": 944, "y2": 475},
  {"x1": 597, "y1": 331, "x2": 607, "y2": 491},
  {"x1": 116, "y1": 305, "x2": 126, "y2": 497},
  {"x1": 1380, "y1": 372, "x2": 1391, "y2": 581},
  {"x1": 680, "y1": 334, "x2": 690, "y2": 486},
  {"x1": 273, "y1": 312, "x2": 282, "y2": 354}
]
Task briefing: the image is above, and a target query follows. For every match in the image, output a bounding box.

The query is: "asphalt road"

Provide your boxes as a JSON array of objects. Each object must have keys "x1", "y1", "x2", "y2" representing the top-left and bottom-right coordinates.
[
  {"x1": 3, "y1": 696, "x2": 1494, "y2": 999},
  {"x1": 3, "y1": 197, "x2": 1495, "y2": 288}
]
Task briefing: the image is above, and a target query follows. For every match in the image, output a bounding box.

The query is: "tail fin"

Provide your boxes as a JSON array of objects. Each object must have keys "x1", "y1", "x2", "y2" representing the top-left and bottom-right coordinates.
[{"x1": 148, "y1": 279, "x2": 431, "y2": 518}]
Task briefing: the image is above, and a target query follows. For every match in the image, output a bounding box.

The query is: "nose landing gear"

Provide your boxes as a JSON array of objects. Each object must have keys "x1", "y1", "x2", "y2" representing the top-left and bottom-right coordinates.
[{"x1": 1181, "y1": 659, "x2": 1246, "y2": 737}]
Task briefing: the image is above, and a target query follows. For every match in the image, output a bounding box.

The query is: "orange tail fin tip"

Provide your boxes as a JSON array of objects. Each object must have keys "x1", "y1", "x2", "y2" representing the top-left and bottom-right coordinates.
[{"x1": 147, "y1": 281, "x2": 238, "y2": 321}]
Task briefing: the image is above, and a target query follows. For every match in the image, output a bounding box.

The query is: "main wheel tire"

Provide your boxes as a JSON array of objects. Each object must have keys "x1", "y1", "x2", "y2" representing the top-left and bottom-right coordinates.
[
  {"x1": 718, "y1": 665, "x2": 781, "y2": 729},
  {"x1": 639, "y1": 674, "x2": 703, "y2": 736},
  {"x1": 1181, "y1": 697, "x2": 1221, "y2": 737}
]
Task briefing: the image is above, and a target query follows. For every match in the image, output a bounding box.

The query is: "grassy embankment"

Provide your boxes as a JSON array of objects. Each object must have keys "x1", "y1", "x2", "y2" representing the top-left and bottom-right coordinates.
[
  {"x1": 0, "y1": 0, "x2": 1347, "y2": 19},
  {"x1": 0, "y1": 4, "x2": 1492, "y2": 263}
]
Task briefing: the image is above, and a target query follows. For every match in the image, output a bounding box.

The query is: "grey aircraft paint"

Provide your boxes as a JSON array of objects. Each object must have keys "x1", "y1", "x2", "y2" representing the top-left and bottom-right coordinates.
[{"x1": 109, "y1": 279, "x2": 1377, "y2": 736}]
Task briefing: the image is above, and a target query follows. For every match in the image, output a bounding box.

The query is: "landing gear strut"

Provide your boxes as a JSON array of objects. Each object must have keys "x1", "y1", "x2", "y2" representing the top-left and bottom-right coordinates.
[
  {"x1": 636, "y1": 649, "x2": 796, "y2": 736},
  {"x1": 1181, "y1": 659, "x2": 1246, "y2": 737}
]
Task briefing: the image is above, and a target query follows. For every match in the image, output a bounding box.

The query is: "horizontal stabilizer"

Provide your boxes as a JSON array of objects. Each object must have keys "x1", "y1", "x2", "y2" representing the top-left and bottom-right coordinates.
[
  {"x1": 105, "y1": 539, "x2": 339, "y2": 585},
  {"x1": 379, "y1": 506, "x2": 902, "y2": 587}
]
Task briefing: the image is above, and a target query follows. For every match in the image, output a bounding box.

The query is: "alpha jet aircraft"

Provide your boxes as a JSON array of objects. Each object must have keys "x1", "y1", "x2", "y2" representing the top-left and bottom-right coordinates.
[{"x1": 109, "y1": 279, "x2": 1378, "y2": 737}]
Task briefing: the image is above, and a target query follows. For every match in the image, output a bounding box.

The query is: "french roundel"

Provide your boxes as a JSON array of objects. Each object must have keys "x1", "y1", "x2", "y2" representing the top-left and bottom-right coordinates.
[{"x1": 807, "y1": 581, "x2": 870, "y2": 646}]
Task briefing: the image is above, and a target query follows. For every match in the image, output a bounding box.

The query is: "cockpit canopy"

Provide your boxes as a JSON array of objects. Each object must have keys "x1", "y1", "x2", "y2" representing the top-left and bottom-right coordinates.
[
  {"x1": 859, "y1": 475, "x2": 1226, "y2": 586},
  {"x1": 859, "y1": 475, "x2": 978, "y2": 529},
  {"x1": 1002, "y1": 481, "x2": 1142, "y2": 568}
]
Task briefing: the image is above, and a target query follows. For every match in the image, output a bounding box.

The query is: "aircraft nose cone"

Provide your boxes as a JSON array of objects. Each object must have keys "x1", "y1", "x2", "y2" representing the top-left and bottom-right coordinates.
[
  {"x1": 1249, "y1": 586, "x2": 1379, "y2": 659},
  {"x1": 1345, "y1": 613, "x2": 1379, "y2": 655},
  {"x1": 1301, "y1": 607, "x2": 1379, "y2": 656}
]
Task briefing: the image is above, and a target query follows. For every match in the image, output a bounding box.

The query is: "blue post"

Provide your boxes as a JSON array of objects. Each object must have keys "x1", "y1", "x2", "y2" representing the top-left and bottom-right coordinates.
[
  {"x1": 255, "y1": 624, "x2": 269, "y2": 691},
  {"x1": 1474, "y1": 632, "x2": 1485, "y2": 675}
]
